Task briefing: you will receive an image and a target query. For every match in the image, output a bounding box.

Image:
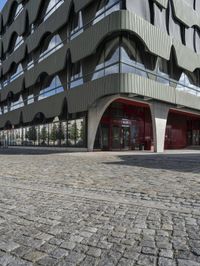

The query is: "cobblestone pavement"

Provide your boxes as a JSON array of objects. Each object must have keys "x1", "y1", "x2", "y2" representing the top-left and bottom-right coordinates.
[{"x1": 0, "y1": 148, "x2": 199, "y2": 266}]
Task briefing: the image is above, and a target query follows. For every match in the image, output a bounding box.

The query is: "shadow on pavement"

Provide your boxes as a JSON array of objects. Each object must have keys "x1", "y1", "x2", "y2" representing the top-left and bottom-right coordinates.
[{"x1": 103, "y1": 153, "x2": 200, "y2": 173}]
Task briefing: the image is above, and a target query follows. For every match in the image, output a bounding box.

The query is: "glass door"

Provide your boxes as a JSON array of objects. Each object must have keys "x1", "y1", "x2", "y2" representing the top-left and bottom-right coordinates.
[
  {"x1": 122, "y1": 127, "x2": 130, "y2": 150},
  {"x1": 112, "y1": 125, "x2": 121, "y2": 149}
]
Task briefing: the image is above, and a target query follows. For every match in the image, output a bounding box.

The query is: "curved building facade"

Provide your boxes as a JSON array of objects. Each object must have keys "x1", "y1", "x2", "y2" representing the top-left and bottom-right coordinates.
[{"x1": 0, "y1": 0, "x2": 200, "y2": 152}]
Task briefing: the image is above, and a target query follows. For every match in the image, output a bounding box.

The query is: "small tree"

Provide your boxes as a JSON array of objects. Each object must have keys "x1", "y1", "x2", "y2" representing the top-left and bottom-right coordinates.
[
  {"x1": 50, "y1": 124, "x2": 57, "y2": 145},
  {"x1": 27, "y1": 126, "x2": 37, "y2": 145},
  {"x1": 69, "y1": 121, "x2": 79, "y2": 145},
  {"x1": 40, "y1": 126, "x2": 48, "y2": 145},
  {"x1": 56, "y1": 122, "x2": 65, "y2": 146}
]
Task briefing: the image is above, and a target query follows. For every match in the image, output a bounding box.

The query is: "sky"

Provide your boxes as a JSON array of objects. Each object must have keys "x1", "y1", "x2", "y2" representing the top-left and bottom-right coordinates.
[{"x1": 0, "y1": 0, "x2": 7, "y2": 11}]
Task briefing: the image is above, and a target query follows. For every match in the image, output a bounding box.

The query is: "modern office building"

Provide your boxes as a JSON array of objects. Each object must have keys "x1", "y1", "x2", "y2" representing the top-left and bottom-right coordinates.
[{"x1": 0, "y1": 0, "x2": 200, "y2": 152}]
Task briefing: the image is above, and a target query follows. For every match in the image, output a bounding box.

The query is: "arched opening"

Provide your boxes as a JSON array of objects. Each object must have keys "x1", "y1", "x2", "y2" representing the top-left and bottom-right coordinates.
[
  {"x1": 94, "y1": 98, "x2": 153, "y2": 151},
  {"x1": 165, "y1": 110, "x2": 200, "y2": 149}
]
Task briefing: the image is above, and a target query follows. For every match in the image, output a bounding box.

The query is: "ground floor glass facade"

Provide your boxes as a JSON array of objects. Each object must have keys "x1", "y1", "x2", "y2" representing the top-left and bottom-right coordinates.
[
  {"x1": 0, "y1": 117, "x2": 86, "y2": 148},
  {"x1": 0, "y1": 100, "x2": 200, "y2": 151}
]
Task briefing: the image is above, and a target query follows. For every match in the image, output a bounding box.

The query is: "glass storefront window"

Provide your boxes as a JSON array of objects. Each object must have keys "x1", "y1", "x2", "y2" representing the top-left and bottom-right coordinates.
[{"x1": 3, "y1": 117, "x2": 86, "y2": 148}]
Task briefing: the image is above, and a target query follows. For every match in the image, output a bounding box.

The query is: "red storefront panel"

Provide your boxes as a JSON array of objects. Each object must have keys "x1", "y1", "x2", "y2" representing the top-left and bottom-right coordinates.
[
  {"x1": 165, "y1": 111, "x2": 200, "y2": 149},
  {"x1": 95, "y1": 99, "x2": 153, "y2": 150}
]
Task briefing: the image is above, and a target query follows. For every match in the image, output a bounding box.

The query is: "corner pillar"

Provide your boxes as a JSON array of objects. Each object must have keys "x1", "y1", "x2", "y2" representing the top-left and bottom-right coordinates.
[
  {"x1": 150, "y1": 102, "x2": 170, "y2": 153},
  {"x1": 87, "y1": 106, "x2": 100, "y2": 152}
]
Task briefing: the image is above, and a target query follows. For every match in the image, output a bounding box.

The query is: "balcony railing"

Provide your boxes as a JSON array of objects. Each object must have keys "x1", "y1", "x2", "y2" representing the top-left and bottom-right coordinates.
[{"x1": 1, "y1": 59, "x2": 200, "y2": 116}]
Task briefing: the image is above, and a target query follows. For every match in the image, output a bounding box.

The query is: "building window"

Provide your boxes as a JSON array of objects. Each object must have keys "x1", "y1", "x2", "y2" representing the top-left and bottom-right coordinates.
[
  {"x1": 70, "y1": 62, "x2": 83, "y2": 88},
  {"x1": 10, "y1": 96, "x2": 24, "y2": 111},
  {"x1": 14, "y1": 4, "x2": 23, "y2": 19},
  {"x1": 38, "y1": 76, "x2": 64, "y2": 101},
  {"x1": 39, "y1": 35, "x2": 63, "y2": 63},
  {"x1": 177, "y1": 73, "x2": 199, "y2": 96},
  {"x1": 44, "y1": 0, "x2": 64, "y2": 22},
  {"x1": 92, "y1": 36, "x2": 147, "y2": 81},
  {"x1": 13, "y1": 35, "x2": 24, "y2": 52},
  {"x1": 70, "y1": 11, "x2": 83, "y2": 40},
  {"x1": 10, "y1": 64, "x2": 24, "y2": 82},
  {"x1": 156, "y1": 59, "x2": 170, "y2": 85},
  {"x1": 93, "y1": 0, "x2": 122, "y2": 25}
]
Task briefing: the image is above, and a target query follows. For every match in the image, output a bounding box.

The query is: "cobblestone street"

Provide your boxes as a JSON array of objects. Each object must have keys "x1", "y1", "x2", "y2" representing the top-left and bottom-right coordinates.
[{"x1": 0, "y1": 148, "x2": 199, "y2": 266}]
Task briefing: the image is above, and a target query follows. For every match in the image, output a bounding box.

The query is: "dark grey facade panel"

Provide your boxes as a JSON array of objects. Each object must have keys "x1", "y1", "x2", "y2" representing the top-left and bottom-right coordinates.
[
  {"x1": 1, "y1": 2, "x2": 200, "y2": 75},
  {"x1": 3, "y1": 42, "x2": 26, "y2": 75},
  {"x1": 67, "y1": 74, "x2": 199, "y2": 114},
  {"x1": 26, "y1": 0, "x2": 43, "y2": 25},
  {"x1": 0, "y1": 75, "x2": 24, "y2": 102},
  {"x1": 0, "y1": 92, "x2": 67, "y2": 128},
  {"x1": 74, "y1": 0, "x2": 95, "y2": 12},
  {"x1": 0, "y1": 108, "x2": 22, "y2": 128},
  {"x1": 1, "y1": 0, "x2": 23, "y2": 27},
  {"x1": 22, "y1": 92, "x2": 66, "y2": 124},
  {"x1": 2, "y1": 9, "x2": 26, "y2": 53},
  {"x1": 2, "y1": 9, "x2": 200, "y2": 94},
  {"x1": 70, "y1": 11, "x2": 171, "y2": 63},
  {"x1": 0, "y1": 13, "x2": 2, "y2": 33},
  {"x1": 0, "y1": 71, "x2": 199, "y2": 128},
  {"x1": 0, "y1": 0, "x2": 200, "y2": 133},
  {"x1": 26, "y1": 1, "x2": 71, "y2": 53},
  {"x1": 0, "y1": 39, "x2": 2, "y2": 58},
  {"x1": 67, "y1": 75, "x2": 121, "y2": 114},
  {"x1": 24, "y1": 45, "x2": 68, "y2": 88}
]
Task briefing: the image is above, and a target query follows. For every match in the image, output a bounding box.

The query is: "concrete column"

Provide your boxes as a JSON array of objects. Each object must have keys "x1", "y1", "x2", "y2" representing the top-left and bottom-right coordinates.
[
  {"x1": 87, "y1": 106, "x2": 100, "y2": 152},
  {"x1": 150, "y1": 102, "x2": 170, "y2": 153}
]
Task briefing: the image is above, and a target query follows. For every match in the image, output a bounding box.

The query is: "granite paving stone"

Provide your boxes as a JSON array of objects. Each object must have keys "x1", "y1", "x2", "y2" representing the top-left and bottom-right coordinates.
[{"x1": 0, "y1": 148, "x2": 199, "y2": 265}]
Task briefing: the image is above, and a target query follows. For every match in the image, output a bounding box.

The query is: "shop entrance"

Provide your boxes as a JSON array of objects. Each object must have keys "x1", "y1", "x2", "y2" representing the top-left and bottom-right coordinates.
[
  {"x1": 94, "y1": 99, "x2": 153, "y2": 151},
  {"x1": 112, "y1": 124, "x2": 130, "y2": 150}
]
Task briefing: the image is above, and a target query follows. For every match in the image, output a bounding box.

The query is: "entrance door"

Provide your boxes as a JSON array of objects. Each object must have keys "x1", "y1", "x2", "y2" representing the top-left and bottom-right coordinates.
[
  {"x1": 111, "y1": 125, "x2": 131, "y2": 150},
  {"x1": 122, "y1": 127, "x2": 130, "y2": 150},
  {"x1": 112, "y1": 125, "x2": 121, "y2": 149}
]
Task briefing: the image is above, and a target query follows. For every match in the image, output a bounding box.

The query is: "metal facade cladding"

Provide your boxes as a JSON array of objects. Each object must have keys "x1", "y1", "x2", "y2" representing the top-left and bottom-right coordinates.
[{"x1": 0, "y1": 0, "x2": 200, "y2": 129}]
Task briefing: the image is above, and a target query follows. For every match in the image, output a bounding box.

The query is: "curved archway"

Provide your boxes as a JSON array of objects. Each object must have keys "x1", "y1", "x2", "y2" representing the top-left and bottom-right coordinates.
[{"x1": 88, "y1": 95, "x2": 153, "y2": 151}]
